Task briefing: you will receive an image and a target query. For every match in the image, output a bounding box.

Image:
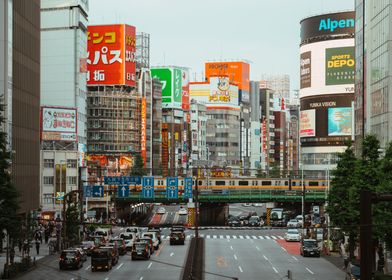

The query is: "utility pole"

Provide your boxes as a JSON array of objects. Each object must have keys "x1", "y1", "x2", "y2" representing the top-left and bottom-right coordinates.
[{"x1": 194, "y1": 174, "x2": 199, "y2": 239}]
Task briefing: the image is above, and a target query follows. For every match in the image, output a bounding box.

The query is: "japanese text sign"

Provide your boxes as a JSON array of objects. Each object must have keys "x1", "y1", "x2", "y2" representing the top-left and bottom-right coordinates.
[{"x1": 87, "y1": 24, "x2": 136, "y2": 86}]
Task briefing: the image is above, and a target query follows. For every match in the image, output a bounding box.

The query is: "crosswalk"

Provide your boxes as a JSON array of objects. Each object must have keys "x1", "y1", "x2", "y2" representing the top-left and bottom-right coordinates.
[{"x1": 160, "y1": 234, "x2": 284, "y2": 240}]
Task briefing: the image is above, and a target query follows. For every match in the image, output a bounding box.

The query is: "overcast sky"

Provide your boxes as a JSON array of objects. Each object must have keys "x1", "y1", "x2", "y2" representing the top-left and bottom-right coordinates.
[{"x1": 89, "y1": 0, "x2": 354, "y2": 92}]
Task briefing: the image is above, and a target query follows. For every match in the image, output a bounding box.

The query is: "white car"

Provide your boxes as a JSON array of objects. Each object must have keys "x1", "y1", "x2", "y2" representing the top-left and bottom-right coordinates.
[
  {"x1": 242, "y1": 203, "x2": 251, "y2": 207},
  {"x1": 156, "y1": 207, "x2": 166, "y2": 214},
  {"x1": 119, "y1": 232, "x2": 137, "y2": 250},
  {"x1": 142, "y1": 232, "x2": 159, "y2": 250},
  {"x1": 178, "y1": 208, "x2": 187, "y2": 215},
  {"x1": 125, "y1": 226, "x2": 140, "y2": 236},
  {"x1": 285, "y1": 229, "x2": 301, "y2": 242},
  {"x1": 287, "y1": 219, "x2": 300, "y2": 228}
]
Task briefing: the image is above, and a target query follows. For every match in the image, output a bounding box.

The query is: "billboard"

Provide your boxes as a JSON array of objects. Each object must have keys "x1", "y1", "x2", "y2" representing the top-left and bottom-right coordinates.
[
  {"x1": 41, "y1": 107, "x2": 77, "y2": 142},
  {"x1": 189, "y1": 77, "x2": 239, "y2": 108},
  {"x1": 300, "y1": 94, "x2": 354, "y2": 146},
  {"x1": 141, "y1": 97, "x2": 147, "y2": 166},
  {"x1": 78, "y1": 143, "x2": 87, "y2": 167},
  {"x1": 300, "y1": 11, "x2": 355, "y2": 43},
  {"x1": 87, "y1": 24, "x2": 136, "y2": 86},
  {"x1": 151, "y1": 67, "x2": 182, "y2": 109},
  {"x1": 182, "y1": 69, "x2": 190, "y2": 111},
  {"x1": 205, "y1": 61, "x2": 250, "y2": 91},
  {"x1": 299, "y1": 38, "x2": 355, "y2": 98}
]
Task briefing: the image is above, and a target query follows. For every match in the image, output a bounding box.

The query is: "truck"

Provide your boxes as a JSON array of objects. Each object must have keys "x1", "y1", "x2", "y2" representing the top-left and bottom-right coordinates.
[{"x1": 270, "y1": 208, "x2": 286, "y2": 227}]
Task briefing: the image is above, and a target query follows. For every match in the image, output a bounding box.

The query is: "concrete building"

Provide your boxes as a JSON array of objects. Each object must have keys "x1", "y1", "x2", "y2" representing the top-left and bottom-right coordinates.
[
  {"x1": 355, "y1": 1, "x2": 392, "y2": 150},
  {"x1": 259, "y1": 87, "x2": 275, "y2": 174},
  {"x1": 1, "y1": 0, "x2": 41, "y2": 214},
  {"x1": 260, "y1": 74, "x2": 290, "y2": 103},
  {"x1": 287, "y1": 104, "x2": 300, "y2": 175},
  {"x1": 249, "y1": 81, "x2": 262, "y2": 175},
  {"x1": 300, "y1": 11, "x2": 355, "y2": 177},
  {"x1": 151, "y1": 78, "x2": 162, "y2": 175},
  {"x1": 189, "y1": 99, "x2": 207, "y2": 175},
  {"x1": 273, "y1": 111, "x2": 288, "y2": 174},
  {"x1": 40, "y1": 0, "x2": 88, "y2": 217}
]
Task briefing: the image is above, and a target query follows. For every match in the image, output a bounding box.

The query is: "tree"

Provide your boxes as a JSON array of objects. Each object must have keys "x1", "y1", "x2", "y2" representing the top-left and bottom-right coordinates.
[
  {"x1": 0, "y1": 104, "x2": 20, "y2": 249},
  {"x1": 66, "y1": 203, "x2": 80, "y2": 247},
  {"x1": 256, "y1": 166, "x2": 266, "y2": 178},
  {"x1": 130, "y1": 154, "x2": 147, "y2": 176}
]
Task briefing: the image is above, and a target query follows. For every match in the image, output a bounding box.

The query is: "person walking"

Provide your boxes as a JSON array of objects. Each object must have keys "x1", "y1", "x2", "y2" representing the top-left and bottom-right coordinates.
[
  {"x1": 10, "y1": 247, "x2": 15, "y2": 264},
  {"x1": 35, "y1": 240, "x2": 40, "y2": 255}
]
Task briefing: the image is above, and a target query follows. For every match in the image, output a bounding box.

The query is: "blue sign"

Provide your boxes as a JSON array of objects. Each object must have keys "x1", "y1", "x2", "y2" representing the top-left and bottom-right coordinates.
[
  {"x1": 83, "y1": 185, "x2": 93, "y2": 198},
  {"x1": 184, "y1": 177, "x2": 193, "y2": 199},
  {"x1": 130, "y1": 176, "x2": 142, "y2": 185},
  {"x1": 142, "y1": 176, "x2": 154, "y2": 199},
  {"x1": 92, "y1": 185, "x2": 104, "y2": 197},
  {"x1": 117, "y1": 185, "x2": 130, "y2": 198},
  {"x1": 166, "y1": 177, "x2": 178, "y2": 199},
  {"x1": 122, "y1": 176, "x2": 131, "y2": 185}
]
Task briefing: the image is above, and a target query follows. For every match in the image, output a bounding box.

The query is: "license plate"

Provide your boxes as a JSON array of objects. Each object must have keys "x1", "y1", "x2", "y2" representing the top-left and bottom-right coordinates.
[
  {"x1": 137, "y1": 252, "x2": 142, "y2": 255},
  {"x1": 310, "y1": 252, "x2": 314, "y2": 254},
  {"x1": 97, "y1": 266, "x2": 102, "y2": 269}
]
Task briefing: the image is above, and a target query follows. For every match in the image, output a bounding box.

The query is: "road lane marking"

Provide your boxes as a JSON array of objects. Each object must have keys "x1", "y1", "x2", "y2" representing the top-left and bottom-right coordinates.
[
  {"x1": 170, "y1": 252, "x2": 174, "y2": 257},
  {"x1": 148, "y1": 262, "x2": 152, "y2": 269},
  {"x1": 230, "y1": 246, "x2": 233, "y2": 250},
  {"x1": 238, "y1": 266, "x2": 243, "y2": 273},
  {"x1": 306, "y1": 267, "x2": 314, "y2": 274},
  {"x1": 263, "y1": 255, "x2": 268, "y2": 260},
  {"x1": 116, "y1": 263, "x2": 124, "y2": 270},
  {"x1": 85, "y1": 265, "x2": 91, "y2": 270},
  {"x1": 200, "y1": 234, "x2": 205, "y2": 238},
  {"x1": 272, "y1": 267, "x2": 278, "y2": 273},
  {"x1": 252, "y1": 236, "x2": 257, "y2": 239},
  {"x1": 139, "y1": 277, "x2": 143, "y2": 280},
  {"x1": 265, "y1": 236, "x2": 271, "y2": 239},
  {"x1": 292, "y1": 256, "x2": 298, "y2": 261},
  {"x1": 233, "y1": 254, "x2": 238, "y2": 260},
  {"x1": 278, "y1": 236, "x2": 284, "y2": 239},
  {"x1": 226, "y1": 235, "x2": 230, "y2": 239},
  {"x1": 245, "y1": 235, "x2": 250, "y2": 239},
  {"x1": 256, "y1": 246, "x2": 260, "y2": 251},
  {"x1": 271, "y1": 236, "x2": 277, "y2": 239},
  {"x1": 232, "y1": 235, "x2": 237, "y2": 239},
  {"x1": 239, "y1": 235, "x2": 244, "y2": 239},
  {"x1": 213, "y1": 235, "x2": 217, "y2": 239},
  {"x1": 105, "y1": 278, "x2": 109, "y2": 280},
  {"x1": 281, "y1": 247, "x2": 287, "y2": 252},
  {"x1": 259, "y1": 236, "x2": 264, "y2": 239},
  {"x1": 207, "y1": 235, "x2": 211, "y2": 239},
  {"x1": 220, "y1": 235, "x2": 224, "y2": 239}
]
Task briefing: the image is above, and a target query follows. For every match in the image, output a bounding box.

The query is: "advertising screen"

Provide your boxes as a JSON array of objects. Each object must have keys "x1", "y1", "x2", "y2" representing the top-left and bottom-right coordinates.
[
  {"x1": 300, "y1": 94, "x2": 354, "y2": 146},
  {"x1": 182, "y1": 69, "x2": 190, "y2": 111},
  {"x1": 205, "y1": 61, "x2": 250, "y2": 91},
  {"x1": 87, "y1": 24, "x2": 136, "y2": 86},
  {"x1": 141, "y1": 97, "x2": 147, "y2": 166},
  {"x1": 41, "y1": 107, "x2": 77, "y2": 142},
  {"x1": 151, "y1": 67, "x2": 182, "y2": 109},
  {"x1": 299, "y1": 38, "x2": 355, "y2": 98}
]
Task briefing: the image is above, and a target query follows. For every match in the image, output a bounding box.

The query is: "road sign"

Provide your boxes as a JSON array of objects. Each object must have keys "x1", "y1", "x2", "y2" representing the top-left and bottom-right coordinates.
[
  {"x1": 118, "y1": 185, "x2": 130, "y2": 198},
  {"x1": 92, "y1": 185, "x2": 104, "y2": 197},
  {"x1": 142, "y1": 176, "x2": 154, "y2": 199},
  {"x1": 166, "y1": 177, "x2": 178, "y2": 199},
  {"x1": 184, "y1": 177, "x2": 193, "y2": 199},
  {"x1": 130, "y1": 176, "x2": 142, "y2": 185},
  {"x1": 83, "y1": 185, "x2": 93, "y2": 198},
  {"x1": 122, "y1": 176, "x2": 131, "y2": 185},
  {"x1": 56, "y1": 192, "x2": 65, "y2": 201}
]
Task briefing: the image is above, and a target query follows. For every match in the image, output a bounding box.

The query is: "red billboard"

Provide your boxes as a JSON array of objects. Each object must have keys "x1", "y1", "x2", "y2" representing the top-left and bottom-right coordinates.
[
  {"x1": 205, "y1": 61, "x2": 250, "y2": 91},
  {"x1": 141, "y1": 97, "x2": 147, "y2": 167},
  {"x1": 87, "y1": 24, "x2": 136, "y2": 86},
  {"x1": 182, "y1": 69, "x2": 190, "y2": 111}
]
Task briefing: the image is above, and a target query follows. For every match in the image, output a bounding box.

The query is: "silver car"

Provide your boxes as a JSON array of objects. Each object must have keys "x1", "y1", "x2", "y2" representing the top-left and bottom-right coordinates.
[{"x1": 284, "y1": 229, "x2": 301, "y2": 242}]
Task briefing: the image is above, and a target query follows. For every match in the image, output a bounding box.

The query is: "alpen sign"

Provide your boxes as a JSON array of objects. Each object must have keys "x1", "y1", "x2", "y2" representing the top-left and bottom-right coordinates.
[{"x1": 318, "y1": 18, "x2": 354, "y2": 33}]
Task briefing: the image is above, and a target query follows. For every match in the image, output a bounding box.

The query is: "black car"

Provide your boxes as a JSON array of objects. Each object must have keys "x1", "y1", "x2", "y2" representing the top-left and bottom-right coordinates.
[
  {"x1": 171, "y1": 226, "x2": 186, "y2": 238},
  {"x1": 228, "y1": 217, "x2": 241, "y2": 227},
  {"x1": 100, "y1": 246, "x2": 119, "y2": 266},
  {"x1": 170, "y1": 231, "x2": 185, "y2": 245},
  {"x1": 132, "y1": 242, "x2": 150, "y2": 260},
  {"x1": 91, "y1": 248, "x2": 112, "y2": 271},
  {"x1": 59, "y1": 249, "x2": 83, "y2": 270},
  {"x1": 300, "y1": 239, "x2": 320, "y2": 257}
]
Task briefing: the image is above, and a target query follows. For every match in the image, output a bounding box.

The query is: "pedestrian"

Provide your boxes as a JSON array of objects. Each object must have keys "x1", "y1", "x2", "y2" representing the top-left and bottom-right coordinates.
[
  {"x1": 44, "y1": 228, "x2": 49, "y2": 244},
  {"x1": 10, "y1": 247, "x2": 15, "y2": 264},
  {"x1": 35, "y1": 240, "x2": 40, "y2": 255},
  {"x1": 18, "y1": 239, "x2": 22, "y2": 253}
]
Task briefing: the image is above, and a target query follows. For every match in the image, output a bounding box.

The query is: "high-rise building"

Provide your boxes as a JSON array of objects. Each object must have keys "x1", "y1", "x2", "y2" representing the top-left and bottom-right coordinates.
[
  {"x1": 260, "y1": 74, "x2": 291, "y2": 102},
  {"x1": 0, "y1": 0, "x2": 41, "y2": 213},
  {"x1": 300, "y1": 11, "x2": 355, "y2": 177},
  {"x1": 249, "y1": 81, "x2": 262, "y2": 175},
  {"x1": 355, "y1": 1, "x2": 392, "y2": 150},
  {"x1": 273, "y1": 111, "x2": 288, "y2": 173},
  {"x1": 189, "y1": 99, "x2": 207, "y2": 175},
  {"x1": 151, "y1": 78, "x2": 162, "y2": 175},
  {"x1": 259, "y1": 87, "x2": 275, "y2": 173},
  {"x1": 40, "y1": 0, "x2": 88, "y2": 217}
]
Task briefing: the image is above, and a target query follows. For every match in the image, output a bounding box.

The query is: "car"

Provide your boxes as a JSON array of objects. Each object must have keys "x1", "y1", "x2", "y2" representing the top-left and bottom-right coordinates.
[
  {"x1": 138, "y1": 237, "x2": 154, "y2": 254},
  {"x1": 119, "y1": 232, "x2": 137, "y2": 251},
  {"x1": 79, "y1": 241, "x2": 95, "y2": 256},
  {"x1": 142, "y1": 232, "x2": 159, "y2": 250},
  {"x1": 156, "y1": 207, "x2": 166, "y2": 214},
  {"x1": 125, "y1": 227, "x2": 140, "y2": 236},
  {"x1": 284, "y1": 229, "x2": 301, "y2": 242},
  {"x1": 228, "y1": 217, "x2": 241, "y2": 227},
  {"x1": 108, "y1": 237, "x2": 127, "y2": 255},
  {"x1": 300, "y1": 239, "x2": 320, "y2": 257},
  {"x1": 287, "y1": 219, "x2": 300, "y2": 228},
  {"x1": 70, "y1": 247, "x2": 87, "y2": 262},
  {"x1": 147, "y1": 227, "x2": 162, "y2": 244},
  {"x1": 248, "y1": 216, "x2": 261, "y2": 227},
  {"x1": 171, "y1": 225, "x2": 186, "y2": 238},
  {"x1": 95, "y1": 227, "x2": 111, "y2": 239},
  {"x1": 91, "y1": 248, "x2": 113, "y2": 272},
  {"x1": 99, "y1": 246, "x2": 119, "y2": 266},
  {"x1": 131, "y1": 242, "x2": 151, "y2": 260},
  {"x1": 59, "y1": 249, "x2": 83, "y2": 270},
  {"x1": 345, "y1": 262, "x2": 360, "y2": 280},
  {"x1": 178, "y1": 207, "x2": 188, "y2": 215},
  {"x1": 170, "y1": 231, "x2": 185, "y2": 245},
  {"x1": 242, "y1": 203, "x2": 252, "y2": 207}
]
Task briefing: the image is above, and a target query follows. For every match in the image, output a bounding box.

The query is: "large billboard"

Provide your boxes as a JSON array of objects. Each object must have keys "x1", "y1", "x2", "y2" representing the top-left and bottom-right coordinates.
[
  {"x1": 300, "y1": 11, "x2": 355, "y2": 43},
  {"x1": 151, "y1": 67, "x2": 183, "y2": 109},
  {"x1": 141, "y1": 97, "x2": 147, "y2": 166},
  {"x1": 182, "y1": 69, "x2": 190, "y2": 111},
  {"x1": 87, "y1": 24, "x2": 136, "y2": 86},
  {"x1": 299, "y1": 38, "x2": 355, "y2": 97},
  {"x1": 205, "y1": 61, "x2": 250, "y2": 91},
  {"x1": 189, "y1": 77, "x2": 239, "y2": 108},
  {"x1": 41, "y1": 106, "x2": 77, "y2": 142},
  {"x1": 300, "y1": 94, "x2": 353, "y2": 146}
]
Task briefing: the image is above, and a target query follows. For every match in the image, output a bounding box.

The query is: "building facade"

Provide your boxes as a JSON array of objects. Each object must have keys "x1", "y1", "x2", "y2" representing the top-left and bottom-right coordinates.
[
  {"x1": 151, "y1": 78, "x2": 162, "y2": 175},
  {"x1": 260, "y1": 87, "x2": 275, "y2": 174},
  {"x1": 260, "y1": 74, "x2": 291, "y2": 102},
  {"x1": 189, "y1": 99, "x2": 207, "y2": 175}
]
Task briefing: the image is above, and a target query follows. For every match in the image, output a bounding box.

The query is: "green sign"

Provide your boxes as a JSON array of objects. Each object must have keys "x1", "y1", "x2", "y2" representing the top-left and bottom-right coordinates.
[
  {"x1": 173, "y1": 68, "x2": 182, "y2": 104},
  {"x1": 325, "y1": 46, "x2": 355, "y2": 85},
  {"x1": 151, "y1": 68, "x2": 172, "y2": 106}
]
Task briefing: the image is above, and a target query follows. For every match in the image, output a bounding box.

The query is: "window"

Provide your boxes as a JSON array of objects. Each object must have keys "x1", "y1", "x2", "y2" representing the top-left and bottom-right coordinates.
[
  {"x1": 43, "y1": 159, "x2": 54, "y2": 168},
  {"x1": 43, "y1": 193, "x2": 53, "y2": 204},
  {"x1": 67, "y1": 159, "x2": 77, "y2": 168},
  {"x1": 67, "y1": 176, "x2": 77, "y2": 185},
  {"x1": 43, "y1": 176, "x2": 54, "y2": 185}
]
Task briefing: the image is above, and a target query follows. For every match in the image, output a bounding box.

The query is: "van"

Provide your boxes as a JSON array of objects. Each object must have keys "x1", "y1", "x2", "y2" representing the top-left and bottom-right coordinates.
[{"x1": 91, "y1": 248, "x2": 112, "y2": 272}]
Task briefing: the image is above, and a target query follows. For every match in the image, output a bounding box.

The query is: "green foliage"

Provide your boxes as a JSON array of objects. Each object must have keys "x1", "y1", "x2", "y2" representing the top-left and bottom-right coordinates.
[
  {"x1": 256, "y1": 166, "x2": 266, "y2": 178},
  {"x1": 269, "y1": 163, "x2": 280, "y2": 178},
  {"x1": 66, "y1": 203, "x2": 80, "y2": 246},
  {"x1": 130, "y1": 154, "x2": 147, "y2": 176}
]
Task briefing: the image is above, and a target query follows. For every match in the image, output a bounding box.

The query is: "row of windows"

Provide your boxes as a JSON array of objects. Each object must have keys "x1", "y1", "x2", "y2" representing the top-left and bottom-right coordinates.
[
  {"x1": 43, "y1": 176, "x2": 77, "y2": 185},
  {"x1": 206, "y1": 142, "x2": 239, "y2": 147},
  {"x1": 88, "y1": 144, "x2": 136, "y2": 152},
  {"x1": 207, "y1": 114, "x2": 239, "y2": 121},
  {"x1": 43, "y1": 159, "x2": 77, "y2": 168}
]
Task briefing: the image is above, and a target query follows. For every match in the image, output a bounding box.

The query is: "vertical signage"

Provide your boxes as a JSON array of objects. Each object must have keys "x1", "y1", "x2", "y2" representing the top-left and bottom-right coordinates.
[
  {"x1": 166, "y1": 177, "x2": 179, "y2": 199},
  {"x1": 182, "y1": 69, "x2": 190, "y2": 110},
  {"x1": 142, "y1": 176, "x2": 154, "y2": 199},
  {"x1": 184, "y1": 177, "x2": 193, "y2": 199},
  {"x1": 141, "y1": 97, "x2": 147, "y2": 166},
  {"x1": 300, "y1": 51, "x2": 311, "y2": 89}
]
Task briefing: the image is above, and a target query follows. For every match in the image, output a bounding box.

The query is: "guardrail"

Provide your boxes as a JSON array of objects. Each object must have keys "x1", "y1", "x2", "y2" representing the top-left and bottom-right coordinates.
[{"x1": 116, "y1": 189, "x2": 326, "y2": 203}]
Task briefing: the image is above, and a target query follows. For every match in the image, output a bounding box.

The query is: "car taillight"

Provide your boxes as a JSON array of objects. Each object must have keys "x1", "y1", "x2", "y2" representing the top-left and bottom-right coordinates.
[{"x1": 60, "y1": 257, "x2": 64, "y2": 261}]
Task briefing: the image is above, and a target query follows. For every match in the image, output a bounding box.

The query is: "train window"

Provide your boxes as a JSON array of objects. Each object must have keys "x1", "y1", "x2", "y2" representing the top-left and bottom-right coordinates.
[
  {"x1": 254, "y1": 181, "x2": 258, "y2": 185},
  {"x1": 262, "y1": 181, "x2": 272, "y2": 186},
  {"x1": 239, "y1": 181, "x2": 249, "y2": 186},
  {"x1": 181, "y1": 180, "x2": 183, "y2": 185},
  {"x1": 198, "y1": 180, "x2": 202, "y2": 186},
  {"x1": 308, "y1": 181, "x2": 319, "y2": 186},
  {"x1": 215, "y1": 181, "x2": 226, "y2": 186},
  {"x1": 284, "y1": 181, "x2": 288, "y2": 186}
]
